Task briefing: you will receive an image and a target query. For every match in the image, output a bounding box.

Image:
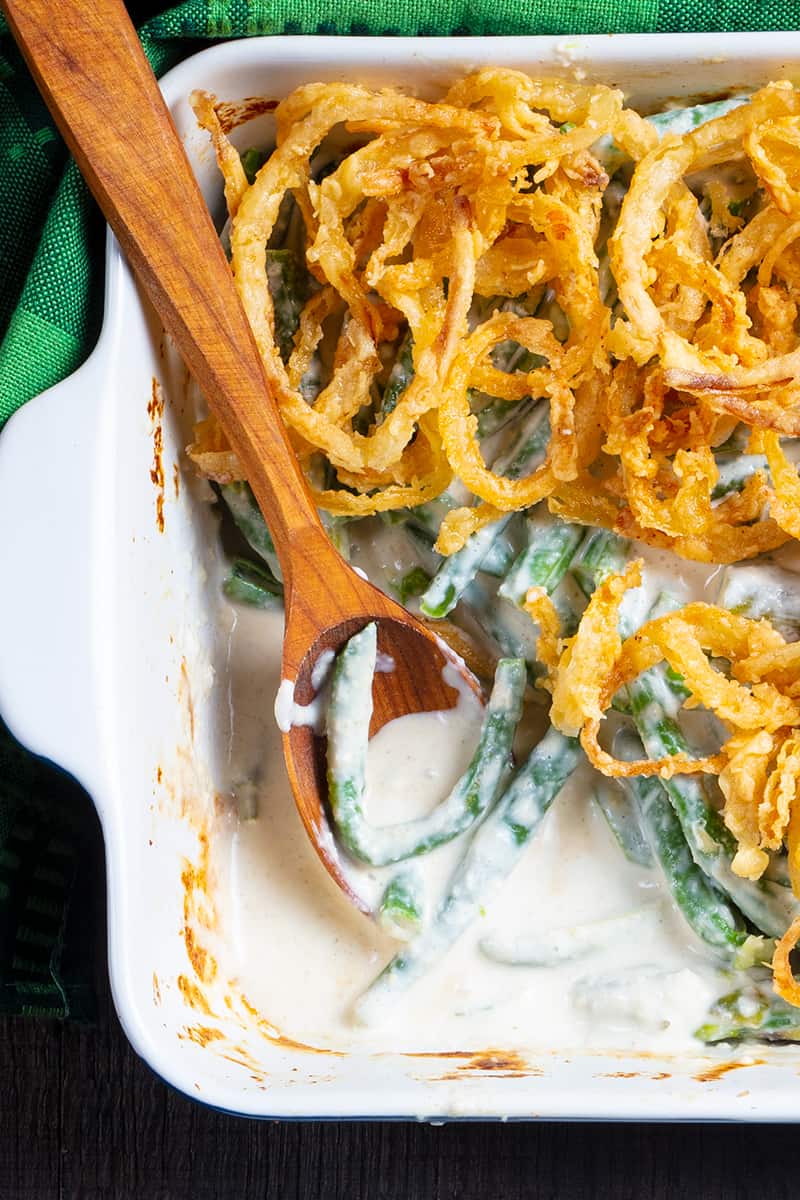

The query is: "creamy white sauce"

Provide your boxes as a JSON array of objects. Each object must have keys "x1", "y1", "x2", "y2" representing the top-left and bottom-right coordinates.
[
  {"x1": 219, "y1": 537, "x2": 749, "y2": 1054},
  {"x1": 311, "y1": 648, "x2": 336, "y2": 691},
  {"x1": 273, "y1": 677, "x2": 327, "y2": 734},
  {"x1": 273, "y1": 648, "x2": 337, "y2": 735}
]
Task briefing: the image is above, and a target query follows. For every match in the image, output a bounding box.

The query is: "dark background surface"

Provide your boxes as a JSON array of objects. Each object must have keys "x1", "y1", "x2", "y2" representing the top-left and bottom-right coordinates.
[{"x1": 1, "y1": 4, "x2": 798, "y2": 1196}]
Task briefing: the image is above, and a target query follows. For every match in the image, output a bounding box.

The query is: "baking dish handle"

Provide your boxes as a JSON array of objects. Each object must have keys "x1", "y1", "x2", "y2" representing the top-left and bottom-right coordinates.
[{"x1": 0, "y1": 355, "x2": 105, "y2": 800}]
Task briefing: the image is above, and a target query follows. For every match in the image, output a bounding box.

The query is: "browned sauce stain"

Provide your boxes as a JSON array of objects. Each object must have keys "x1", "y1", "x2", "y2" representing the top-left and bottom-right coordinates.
[
  {"x1": 432, "y1": 1070, "x2": 532, "y2": 1081},
  {"x1": 183, "y1": 918, "x2": 216, "y2": 986},
  {"x1": 214, "y1": 96, "x2": 278, "y2": 133},
  {"x1": 414, "y1": 1049, "x2": 536, "y2": 1078},
  {"x1": 152, "y1": 972, "x2": 162, "y2": 1007},
  {"x1": 171, "y1": 783, "x2": 342, "y2": 1064},
  {"x1": 221, "y1": 1046, "x2": 269, "y2": 1080},
  {"x1": 177, "y1": 973, "x2": 215, "y2": 1017},
  {"x1": 694, "y1": 1059, "x2": 765, "y2": 1083},
  {"x1": 146, "y1": 376, "x2": 163, "y2": 421},
  {"x1": 464, "y1": 1052, "x2": 528, "y2": 1072},
  {"x1": 234, "y1": 992, "x2": 344, "y2": 1057},
  {"x1": 405, "y1": 1049, "x2": 528, "y2": 1068},
  {"x1": 148, "y1": 378, "x2": 166, "y2": 532},
  {"x1": 156, "y1": 765, "x2": 163, "y2": 784},
  {"x1": 173, "y1": 462, "x2": 181, "y2": 499},
  {"x1": 181, "y1": 1024, "x2": 225, "y2": 1048},
  {"x1": 181, "y1": 829, "x2": 219, "y2": 986},
  {"x1": 179, "y1": 659, "x2": 196, "y2": 745},
  {"x1": 404, "y1": 1049, "x2": 487, "y2": 1060},
  {"x1": 598, "y1": 1070, "x2": 673, "y2": 1080}
]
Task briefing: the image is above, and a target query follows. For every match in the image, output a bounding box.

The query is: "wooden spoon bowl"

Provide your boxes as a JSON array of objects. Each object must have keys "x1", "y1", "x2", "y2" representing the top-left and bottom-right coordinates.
[
  {"x1": 4, "y1": 0, "x2": 481, "y2": 909},
  {"x1": 286, "y1": 592, "x2": 470, "y2": 912}
]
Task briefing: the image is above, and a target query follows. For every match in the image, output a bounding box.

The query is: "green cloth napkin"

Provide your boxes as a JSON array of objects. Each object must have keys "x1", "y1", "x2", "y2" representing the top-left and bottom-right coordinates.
[{"x1": 0, "y1": 0, "x2": 797, "y2": 1018}]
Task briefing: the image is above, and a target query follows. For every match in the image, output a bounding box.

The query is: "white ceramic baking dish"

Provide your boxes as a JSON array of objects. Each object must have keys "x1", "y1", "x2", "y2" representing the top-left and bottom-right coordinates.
[{"x1": 3, "y1": 32, "x2": 800, "y2": 1120}]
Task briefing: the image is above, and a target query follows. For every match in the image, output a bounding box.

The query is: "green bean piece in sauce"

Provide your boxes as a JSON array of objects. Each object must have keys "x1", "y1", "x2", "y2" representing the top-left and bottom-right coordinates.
[
  {"x1": 265, "y1": 249, "x2": 307, "y2": 364},
  {"x1": 614, "y1": 732, "x2": 744, "y2": 956},
  {"x1": 696, "y1": 985, "x2": 800, "y2": 1044},
  {"x1": 357, "y1": 727, "x2": 581, "y2": 1020},
  {"x1": 326, "y1": 627, "x2": 525, "y2": 867},
  {"x1": 378, "y1": 868, "x2": 425, "y2": 940},
  {"x1": 498, "y1": 520, "x2": 585, "y2": 607},
  {"x1": 222, "y1": 558, "x2": 283, "y2": 610},
  {"x1": 220, "y1": 481, "x2": 283, "y2": 583}
]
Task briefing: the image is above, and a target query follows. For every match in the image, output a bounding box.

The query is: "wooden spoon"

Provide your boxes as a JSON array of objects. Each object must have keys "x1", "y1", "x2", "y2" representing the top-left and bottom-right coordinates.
[{"x1": 3, "y1": 0, "x2": 481, "y2": 911}]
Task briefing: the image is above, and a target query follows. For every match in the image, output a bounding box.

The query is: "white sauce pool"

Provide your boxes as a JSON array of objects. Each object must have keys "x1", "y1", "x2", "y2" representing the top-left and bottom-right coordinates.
[{"x1": 219, "y1": 538, "x2": 741, "y2": 1054}]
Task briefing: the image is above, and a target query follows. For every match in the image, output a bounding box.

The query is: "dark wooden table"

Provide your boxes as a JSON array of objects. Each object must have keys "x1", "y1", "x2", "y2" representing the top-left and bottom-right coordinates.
[{"x1": 1, "y1": 7, "x2": 797, "y2": 1195}]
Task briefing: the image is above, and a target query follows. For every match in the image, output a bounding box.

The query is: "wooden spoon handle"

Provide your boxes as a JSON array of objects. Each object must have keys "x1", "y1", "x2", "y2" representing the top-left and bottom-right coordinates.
[{"x1": 2, "y1": 0, "x2": 328, "y2": 594}]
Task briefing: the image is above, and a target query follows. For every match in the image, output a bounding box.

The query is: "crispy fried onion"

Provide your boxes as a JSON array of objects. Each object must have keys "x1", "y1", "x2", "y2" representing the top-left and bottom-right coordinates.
[
  {"x1": 773, "y1": 914, "x2": 800, "y2": 1007},
  {"x1": 522, "y1": 586, "x2": 563, "y2": 690},
  {"x1": 545, "y1": 358, "x2": 790, "y2": 564},
  {"x1": 549, "y1": 567, "x2": 800, "y2": 898},
  {"x1": 189, "y1": 75, "x2": 800, "y2": 567},
  {"x1": 187, "y1": 72, "x2": 625, "y2": 522}
]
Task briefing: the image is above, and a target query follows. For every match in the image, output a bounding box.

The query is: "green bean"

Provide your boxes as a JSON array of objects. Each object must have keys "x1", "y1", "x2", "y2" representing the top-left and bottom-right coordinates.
[
  {"x1": 466, "y1": 569, "x2": 582, "y2": 692},
  {"x1": 480, "y1": 906, "x2": 656, "y2": 967},
  {"x1": 220, "y1": 481, "x2": 283, "y2": 582},
  {"x1": 221, "y1": 481, "x2": 350, "y2": 581},
  {"x1": 492, "y1": 339, "x2": 546, "y2": 376},
  {"x1": 381, "y1": 329, "x2": 414, "y2": 417},
  {"x1": 320, "y1": 511, "x2": 351, "y2": 561},
  {"x1": 715, "y1": 423, "x2": 752, "y2": 454},
  {"x1": 647, "y1": 95, "x2": 748, "y2": 138},
  {"x1": 492, "y1": 402, "x2": 550, "y2": 479},
  {"x1": 572, "y1": 529, "x2": 631, "y2": 597},
  {"x1": 614, "y1": 732, "x2": 744, "y2": 955},
  {"x1": 764, "y1": 852, "x2": 792, "y2": 889},
  {"x1": 695, "y1": 984, "x2": 800, "y2": 1044},
  {"x1": 551, "y1": 573, "x2": 587, "y2": 639},
  {"x1": 592, "y1": 776, "x2": 653, "y2": 869},
  {"x1": 498, "y1": 519, "x2": 586, "y2": 606},
  {"x1": 239, "y1": 146, "x2": 266, "y2": 184},
  {"x1": 474, "y1": 395, "x2": 526, "y2": 438},
  {"x1": 265, "y1": 249, "x2": 306, "y2": 363},
  {"x1": 733, "y1": 933, "x2": 776, "y2": 970},
  {"x1": 327, "y1": 630, "x2": 526, "y2": 866},
  {"x1": 393, "y1": 566, "x2": 432, "y2": 606},
  {"x1": 381, "y1": 493, "x2": 455, "y2": 545},
  {"x1": 719, "y1": 562, "x2": 800, "y2": 638},
  {"x1": 419, "y1": 401, "x2": 552, "y2": 618},
  {"x1": 594, "y1": 96, "x2": 749, "y2": 177},
  {"x1": 464, "y1": 581, "x2": 540, "y2": 682},
  {"x1": 356, "y1": 727, "x2": 581, "y2": 1020},
  {"x1": 420, "y1": 515, "x2": 513, "y2": 619},
  {"x1": 377, "y1": 868, "x2": 425, "y2": 940},
  {"x1": 222, "y1": 558, "x2": 283, "y2": 610},
  {"x1": 627, "y1": 630, "x2": 800, "y2": 939},
  {"x1": 477, "y1": 522, "x2": 519, "y2": 579},
  {"x1": 712, "y1": 453, "x2": 767, "y2": 501}
]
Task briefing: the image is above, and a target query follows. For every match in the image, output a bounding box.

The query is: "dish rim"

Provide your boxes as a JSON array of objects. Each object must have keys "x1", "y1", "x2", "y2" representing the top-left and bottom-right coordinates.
[{"x1": 4, "y1": 30, "x2": 800, "y2": 1120}]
